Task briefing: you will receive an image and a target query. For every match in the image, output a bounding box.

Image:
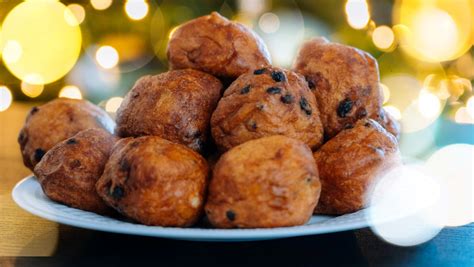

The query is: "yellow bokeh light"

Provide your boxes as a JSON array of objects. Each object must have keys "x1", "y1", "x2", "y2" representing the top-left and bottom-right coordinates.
[
  {"x1": 383, "y1": 105, "x2": 402, "y2": 120},
  {"x1": 66, "y1": 4, "x2": 85, "y2": 26},
  {"x1": 0, "y1": 1, "x2": 82, "y2": 84},
  {"x1": 417, "y1": 89, "x2": 441, "y2": 118},
  {"x1": 21, "y1": 81, "x2": 44, "y2": 98},
  {"x1": 59, "y1": 85, "x2": 82, "y2": 99},
  {"x1": 105, "y1": 97, "x2": 123, "y2": 113},
  {"x1": 372, "y1": 25, "x2": 395, "y2": 50},
  {"x1": 380, "y1": 83, "x2": 390, "y2": 104},
  {"x1": 345, "y1": 0, "x2": 370, "y2": 30},
  {"x1": 0, "y1": 86, "x2": 13, "y2": 112},
  {"x1": 95, "y1": 45, "x2": 119, "y2": 69},
  {"x1": 2, "y1": 40, "x2": 23, "y2": 64},
  {"x1": 393, "y1": 0, "x2": 472, "y2": 62},
  {"x1": 125, "y1": 0, "x2": 149, "y2": 21},
  {"x1": 90, "y1": 0, "x2": 112, "y2": 11}
]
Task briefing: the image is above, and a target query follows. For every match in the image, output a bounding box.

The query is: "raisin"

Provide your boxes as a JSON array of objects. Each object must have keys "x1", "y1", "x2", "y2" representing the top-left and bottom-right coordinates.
[
  {"x1": 266, "y1": 87, "x2": 281, "y2": 94},
  {"x1": 34, "y1": 148, "x2": 45, "y2": 162},
  {"x1": 256, "y1": 103, "x2": 265, "y2": 110},
  {"x1": 132, "y1": 91, "x2": 140, "y2": 98},
  {"x1": 30, "y1": 106, "x2": 39, "y2": 115},
  {"x1": 240, "y1": 85, "x2": 251, "y2": 94},
  {"x1": 271, "y1": 71, "x2": 286, "y2": 82},
  {"x1": 364, "y1": 122, "x2": 371, "y2": 127},
  {"x1": 337, "y1": 98, "x2": 353, "y2": 118},
  {"x1": 226, "y1": 210, "x2": 236, "y2": 221},
  {"x1": 307, "y1": 79, "x2": 316, "y2": 90},
  {"x1": 111, "y1": 186, "x2": 124, "y2": 200},
  {"x1": 280, "y1": 94, "x2": 294, "y2": 104},
  {"x1": 248, "y1": 120, "x2": 257, "y2": 131},
  {"x1": 299, "y1": 97, "x2": 312, "y2": 115},
  {"x1": 253, "y1": 68, "x2": 266, "y2": 75},
  {"x1": 66, "y1": 138, "x2": 77, "y2": 145},
  {"x1": 344, "y1": 124, "x2": 354, "y2": 129},
  {"x1": 306, "y1": 177, "x2": 312, "y2": 183}
]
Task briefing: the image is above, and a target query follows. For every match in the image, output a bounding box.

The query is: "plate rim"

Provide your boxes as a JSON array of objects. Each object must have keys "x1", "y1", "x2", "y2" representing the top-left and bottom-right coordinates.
[{"x1": 12, "y1": 175, "x2": 370, "y2": 241}]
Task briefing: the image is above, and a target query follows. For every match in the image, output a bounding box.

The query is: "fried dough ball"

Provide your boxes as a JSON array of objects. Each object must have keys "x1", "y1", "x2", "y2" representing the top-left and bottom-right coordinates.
[
  {"x1": 115, "y1": 69, "x2": 222, "y2": 152},
  {"x1": 18, "y1": 98, "x2": 115, "y2": 171},
  {"x1": 167, "y1": 12, "x2": 271, "y2": 80},
  {"x1": 314, "y1": 119, "x2": 401, "y2": 215},
  {"x1": 211, "y1": 67, "x2": 324, "y2": 151},
  {"x1": 205, "y1": 135, "x2": 321, "y2": 228},
  {"x1": 293, "y1": 37, "x2": 383, "y2": 139},
  {"x1": 34, "y1": 128, "x2": 116, "y2": 214},
  {"x1": 96, "y1": 136, "x2": 209, "y2": 227}
]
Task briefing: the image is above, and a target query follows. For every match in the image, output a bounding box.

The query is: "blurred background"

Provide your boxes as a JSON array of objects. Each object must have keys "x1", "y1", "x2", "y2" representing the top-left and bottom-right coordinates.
[
  {"x1": 0, "y1": 0, "x2": 472, "y2": 254},
  {"x1": 0, "y1": 0, "x2": 472, "y2": 158}
]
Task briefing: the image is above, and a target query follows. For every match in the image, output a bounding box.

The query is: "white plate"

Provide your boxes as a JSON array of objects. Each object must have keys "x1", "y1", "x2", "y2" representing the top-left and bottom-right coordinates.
[{"x1": 12, "y1": 176, "x2": 371, "y2": 242}]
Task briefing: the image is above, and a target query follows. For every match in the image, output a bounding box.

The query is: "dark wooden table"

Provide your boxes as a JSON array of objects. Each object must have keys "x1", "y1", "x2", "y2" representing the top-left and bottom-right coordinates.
[{"x1": 1, "y1": 103, "x2": 473, "y2": 266}]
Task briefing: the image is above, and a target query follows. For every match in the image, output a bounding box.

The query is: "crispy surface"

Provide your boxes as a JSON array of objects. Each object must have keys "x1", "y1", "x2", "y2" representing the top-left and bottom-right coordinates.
[
  {"x1": 34, "y1": 128, "x2": 116, "y2": 214},
  {"x1": 313, "y1": 119, "x2": 401, "y2": 215},
  {"x1": 115, "y1": 69, "x2": 222, "y2": 152},
  {"x1": 293, "y1": 37, "x2": 383, "y2": 139},
  {"x1": 18, "y1": 98, "x2": 115, "y2": 171},
  {"x1": 205, "y1": 135, "x2": 321, "y2": 228},
  {"x1": 96, "y1": 136, "x2": 209, "y2": 227},
  {"x1": 211, "y1": 67, "x2": 324, "y2": 151},
  {"x1": 167, "y1": 12, "x2": 271, "y2": 79}
]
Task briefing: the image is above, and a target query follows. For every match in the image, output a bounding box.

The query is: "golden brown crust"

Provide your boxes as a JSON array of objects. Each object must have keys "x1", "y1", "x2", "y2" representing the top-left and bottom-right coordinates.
[
  {"x1": 18, "y1": 98, "x2": 115, "y2": 171},
  {"x1": 205, "y1": 135, "x2": 321, "y2": 228},
  {"x1": 313, "y1": 119, "x2": 401, "y2": 215},
  {"x1": 96, "y1": 136, "x2": 209, "y2": 227},
  {"x1": 34, "y1": 128, "x2": 116, "y2": 214},
  {"x1": 211, "y1": 67, "x2": 324, "y2": 151},
  {"x1": 115, "y1": 69, "x2": 223, "y2": 152},
  {"x1": 293, "y1": 37, "x2": 382, "y2": 139},
  {"x1": 167, "y1": 12, "x2": 271, "y2": 79}
]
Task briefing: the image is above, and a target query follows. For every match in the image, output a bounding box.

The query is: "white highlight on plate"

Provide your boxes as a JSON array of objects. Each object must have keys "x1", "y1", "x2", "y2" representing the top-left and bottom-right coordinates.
[
  {"x1": 367, "y1": 165, "x2": 444, "y2": 246},
  {"x1": 425, "y1": 144, "x2": 474, "y2": 226}
]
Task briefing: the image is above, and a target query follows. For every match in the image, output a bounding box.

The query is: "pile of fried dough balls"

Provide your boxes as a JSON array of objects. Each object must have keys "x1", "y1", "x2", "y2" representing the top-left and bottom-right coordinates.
[{"x1": 20, "y1": 12, "x2": 401, "y2": 228}]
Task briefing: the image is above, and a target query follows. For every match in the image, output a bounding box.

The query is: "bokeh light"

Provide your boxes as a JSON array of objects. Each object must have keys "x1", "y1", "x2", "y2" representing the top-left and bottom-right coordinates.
[
  {"x1": 0, "y1": 1, "x2": 82, "y2": 84},
  {"x1": 95, "y1": 46, "x2": 119, "y2": 69},
  {"x1": 21, "y1": 81, "x2": 44, "y2": 98},
  {"x1": 417, "y1": 89, "x2": 441, "y2": 119},
  {"x1": 90, "y1": 0, "x2": 112, "y2": 11},
  {"x1": 455, "y1": 107, "x2": 474, "y2": 124},
  {"x1": 368, "y1": 165, "x2": 444, "y2": 246},
  {"x1": 2, "y1": 40, "x2": 22, "y2": 64},
  {"x1": 425, "y1": 144, "x2": 474, "y2": 227},
  {"x1": 258, "y1": 13, "x2": 280, "y2": 34},
  {"x1": 372, "y1": 25, "x2": 395, "y2": 50},
  {"x1": 345, "y1": 0, "x2": 370, "y2": 30},
  {"x1": 0, "y1": 86, "x2": 13, "y2": 112},
  {"x1": 467, "y1": 96, "x2": 474, "y2": 118},
  {"x1": 380, "y1": 83, "x2": 390, "y2": 104},
  {"x1": 59, "y1": 85, "x2": 82, "y2": 99},
  {"x1": 125, "y1": 0, "x2": 149, "y2": 21},
  {"x1": 394, "y1": 0, "x2": 472, "y2": 62},
  {"x1": 105, "y1": 97, "x2": 123, "y2": 113},
  {"x1": 66, "y1": 4, "x2": 85, "y2": 26}
]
